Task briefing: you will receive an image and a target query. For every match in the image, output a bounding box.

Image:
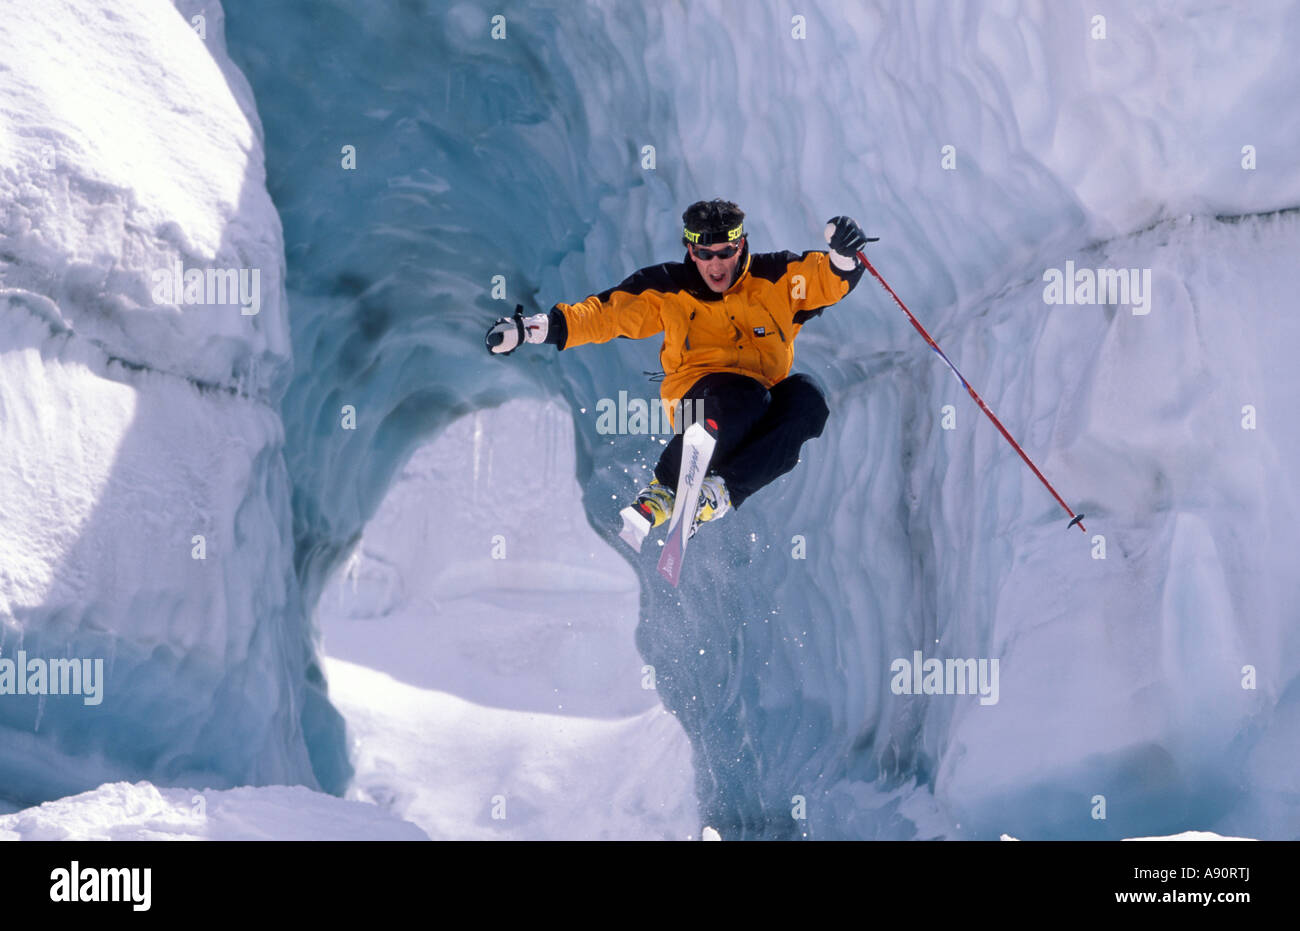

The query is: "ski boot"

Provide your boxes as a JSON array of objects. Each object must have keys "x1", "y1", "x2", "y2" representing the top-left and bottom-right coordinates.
[
  {"x1": 619, "y1": 478, "x2": 675, "y2": 552},
  {"x1": 689, "y1": 473, "x2": 731, "y2": 539}
]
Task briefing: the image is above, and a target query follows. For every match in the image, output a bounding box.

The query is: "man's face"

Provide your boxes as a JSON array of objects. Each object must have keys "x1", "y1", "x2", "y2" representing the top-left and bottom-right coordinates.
[{"x1": 690, "y1": 237, "x2": 745, "y2": 293}]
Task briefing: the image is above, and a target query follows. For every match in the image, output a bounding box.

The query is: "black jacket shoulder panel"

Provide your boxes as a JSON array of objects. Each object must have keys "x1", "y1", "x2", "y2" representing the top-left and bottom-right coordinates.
[
  {"x1": 595, "y1": 262, "x2": 688, "y2": 303},
  {"x1": 747, "y1": 250, "x2": 813, "y2": 284}
]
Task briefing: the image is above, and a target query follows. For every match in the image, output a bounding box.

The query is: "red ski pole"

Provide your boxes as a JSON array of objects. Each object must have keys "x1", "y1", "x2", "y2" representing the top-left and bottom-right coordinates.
[{"x1": 857, "y1": 249, "x2": 1087, "y2": 533}]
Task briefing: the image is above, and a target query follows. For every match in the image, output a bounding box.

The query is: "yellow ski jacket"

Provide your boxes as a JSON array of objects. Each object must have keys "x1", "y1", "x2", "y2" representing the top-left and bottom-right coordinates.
[{"x1": 547, "y1": 242, "x2": 865, "y2": 425}]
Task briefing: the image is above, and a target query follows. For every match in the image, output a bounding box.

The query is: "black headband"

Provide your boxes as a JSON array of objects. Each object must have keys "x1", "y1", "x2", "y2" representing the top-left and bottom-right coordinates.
[{"x1": 682, "y1": 223, "x2": 744, "y2": 247}]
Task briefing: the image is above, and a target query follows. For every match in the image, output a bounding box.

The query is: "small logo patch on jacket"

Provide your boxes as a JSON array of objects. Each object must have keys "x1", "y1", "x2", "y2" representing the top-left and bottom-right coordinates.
[{"x1": 752, "y1": 326, "x2": 766, "y2": 336}]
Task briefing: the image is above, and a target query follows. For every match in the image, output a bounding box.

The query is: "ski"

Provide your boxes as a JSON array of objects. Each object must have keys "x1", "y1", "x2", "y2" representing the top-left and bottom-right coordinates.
[{"x1": 656, "y1": 418, "x2": 718, "y2": 587}]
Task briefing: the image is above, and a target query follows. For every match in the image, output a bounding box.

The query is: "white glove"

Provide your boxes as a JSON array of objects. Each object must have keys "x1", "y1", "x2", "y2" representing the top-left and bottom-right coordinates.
[{"x1": 486, "y1": 305, "x2": 549, "y2": 355}]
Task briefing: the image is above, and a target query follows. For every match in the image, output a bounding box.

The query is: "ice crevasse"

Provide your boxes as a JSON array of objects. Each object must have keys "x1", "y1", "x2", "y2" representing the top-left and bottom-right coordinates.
[{"x1": 0, "y1": 0, "x2": 1298, "y2": 840}]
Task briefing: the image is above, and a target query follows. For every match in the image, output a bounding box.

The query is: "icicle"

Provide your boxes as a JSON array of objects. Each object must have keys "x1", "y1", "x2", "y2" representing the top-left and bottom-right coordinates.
[{"x1": 472, "y1": 409, "x2": 483, "y2": 498}]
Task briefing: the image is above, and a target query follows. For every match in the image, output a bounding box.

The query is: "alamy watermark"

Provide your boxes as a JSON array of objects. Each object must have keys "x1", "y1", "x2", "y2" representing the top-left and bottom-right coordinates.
[
  {"x1": 151, "y1": 261, "x2": 261, "y2": 315},
  {"x1": 0, "y1": 650, "x2": 104, "y2": 705},
  {"x1": 50, "y1": 861, "x2": 150, "y2": 911},
  {"x1": 1042, "y1": 260, "x2": 1151, "y2": 315},
  {"x1": 890, "y1": 650, "x2": 999, "y2": 705},
  {"x1": 594, "y1": 390, "x2": 707, "y2": 435}
]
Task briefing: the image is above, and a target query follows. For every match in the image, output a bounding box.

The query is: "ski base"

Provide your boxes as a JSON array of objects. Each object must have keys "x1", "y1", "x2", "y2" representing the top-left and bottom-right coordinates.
[{"x1": 656, "y1": 419, "x2": 718, "y2": 587}]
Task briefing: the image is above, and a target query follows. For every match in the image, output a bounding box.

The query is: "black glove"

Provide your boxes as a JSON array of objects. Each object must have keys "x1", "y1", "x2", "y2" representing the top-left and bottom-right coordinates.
[{"x1": 826, "y1": 215, "x2": 874, "y2": 260}]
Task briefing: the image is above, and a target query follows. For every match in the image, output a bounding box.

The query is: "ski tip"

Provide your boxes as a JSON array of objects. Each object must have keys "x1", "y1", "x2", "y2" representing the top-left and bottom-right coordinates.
[
  {"x1": 1068, "y1": 513, "x2": 1086, "y2": 530},
  {"x1": 656, "y1": 559, "x2": 682, "y2": 587},
  {"x1": 657, "y1": 533, "x2": 684, "y2": 586}
]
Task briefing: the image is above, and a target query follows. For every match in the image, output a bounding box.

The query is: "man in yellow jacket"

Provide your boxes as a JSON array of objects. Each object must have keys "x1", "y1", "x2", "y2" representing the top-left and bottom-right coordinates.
[{"x1": 486, "y1": 199, "x2": 870, "y2": 537}]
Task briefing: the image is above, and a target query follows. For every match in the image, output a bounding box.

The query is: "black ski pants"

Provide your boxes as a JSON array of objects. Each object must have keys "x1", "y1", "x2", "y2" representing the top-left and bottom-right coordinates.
[{"x1": 653, "y1": 372, "x2": 830, "y2": 509}]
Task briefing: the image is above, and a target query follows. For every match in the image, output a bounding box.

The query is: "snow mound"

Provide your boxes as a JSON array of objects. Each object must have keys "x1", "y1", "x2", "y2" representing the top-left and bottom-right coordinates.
[
  {"x1": 0, "y1": 780, "x2": 425, "y2": 841},
  {"x1": 327, "y1": 658, "x2": 698, "y2": 840}
]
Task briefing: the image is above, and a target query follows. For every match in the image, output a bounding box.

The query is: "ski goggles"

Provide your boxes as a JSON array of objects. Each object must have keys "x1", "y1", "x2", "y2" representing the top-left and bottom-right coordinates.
[{"x1": 690, "y1": 242, "x2": 743, "y2": 261}]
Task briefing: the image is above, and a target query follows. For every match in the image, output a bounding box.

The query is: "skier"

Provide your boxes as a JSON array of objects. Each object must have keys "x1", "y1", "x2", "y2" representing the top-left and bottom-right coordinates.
[{"x1": 486, "y1": 198, "x2": 871, "y2": 540}]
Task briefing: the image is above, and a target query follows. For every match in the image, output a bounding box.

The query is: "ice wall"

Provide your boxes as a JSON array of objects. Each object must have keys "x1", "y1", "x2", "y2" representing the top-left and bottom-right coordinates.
[
  {"x1": 220, "y1": 0, "x2": 1300, "y2": 837},
  {"x1": 0, "y1": 0, "x2": 346, "y2": 805}
]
